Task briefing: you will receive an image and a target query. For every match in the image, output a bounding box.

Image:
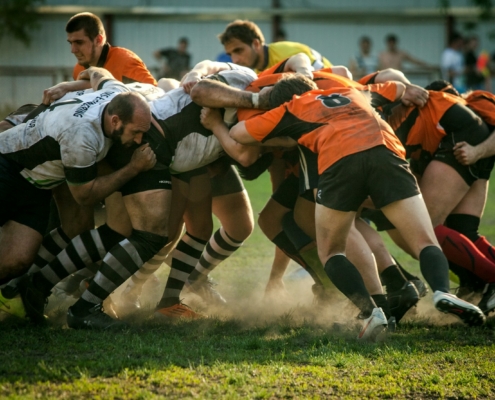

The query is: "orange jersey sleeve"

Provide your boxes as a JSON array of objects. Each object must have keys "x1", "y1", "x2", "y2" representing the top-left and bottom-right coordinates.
[
  {"x1": 73, "y1": 45, "x2": 157, "y2": 85},
  {"x1": 358, "y1": 72, "x2": 379, "y2": 85},
  {"x1": 465, "y1": 90, "x2": 495, "y2": 127}
]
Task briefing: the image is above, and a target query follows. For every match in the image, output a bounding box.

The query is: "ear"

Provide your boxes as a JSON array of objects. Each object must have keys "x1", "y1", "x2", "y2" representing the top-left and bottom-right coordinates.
[
  {"x1": 110, "y1": 114, "x2": 120, "y2": 127},
  {"x1": 95, "y1": 34, "x2": 105, "y2": 46},
  {"x1": 252, "y1": 38, "x2": 262, "y2": 51}
]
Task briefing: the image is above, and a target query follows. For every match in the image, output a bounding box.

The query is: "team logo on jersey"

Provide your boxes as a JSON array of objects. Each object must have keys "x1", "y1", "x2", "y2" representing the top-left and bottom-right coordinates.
[{"x1": 316, "y1": 94, "x2": 351, "y2": 108}]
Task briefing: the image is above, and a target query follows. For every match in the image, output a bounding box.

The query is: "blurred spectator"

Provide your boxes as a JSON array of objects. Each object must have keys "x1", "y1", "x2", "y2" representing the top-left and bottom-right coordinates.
[
  {"x1": 464, "y1": 35, "x2": 489, "y2": 91},
  {"x1": 274, "y1": 29, "x2": 287, "y2": 42},
  {"x1": 154, "y1": 37, "x2": 191, "y2": 80},
  {"x1": 348, "y1": 36, "x2": 378, "y2": 79},
  {"x1": 441, "y1": 32, "x2": 466, "y2": 93},
  {"x1": 379, "y1": 33, "x2": 432, "y2": 71}
]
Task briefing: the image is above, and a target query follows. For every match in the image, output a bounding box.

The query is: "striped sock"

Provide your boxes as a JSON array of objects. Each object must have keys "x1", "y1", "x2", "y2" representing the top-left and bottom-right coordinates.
[
  {"x1": 188, "y1": 227, "x2": 243, "y2": 284},
  {"x1": 74, "y1": 230, "x2": 168, "y2": 313},
  {"x1": 126, "y1": 245, "x2": 170, "y2": 292},
  {"x1": 158, "y1": 232, "x2": 207, "y2": 308},
  {"x1": 1, "y1": 227, "x2": 70, "y2": 298},
  {"x1": 31, "y1": 225, "x2": 125, "y2": 295}
]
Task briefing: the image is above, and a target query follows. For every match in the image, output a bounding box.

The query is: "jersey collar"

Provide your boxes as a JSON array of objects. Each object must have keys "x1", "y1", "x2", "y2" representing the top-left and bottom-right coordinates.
[{"x1": 97, "y1": 43, "x2": 111, "y2": 68}]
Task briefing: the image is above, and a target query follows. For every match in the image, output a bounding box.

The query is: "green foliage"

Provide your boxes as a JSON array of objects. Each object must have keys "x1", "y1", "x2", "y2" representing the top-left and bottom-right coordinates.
[{"x1": 0, "y1": 0, "x2": 45, "y2": 46}]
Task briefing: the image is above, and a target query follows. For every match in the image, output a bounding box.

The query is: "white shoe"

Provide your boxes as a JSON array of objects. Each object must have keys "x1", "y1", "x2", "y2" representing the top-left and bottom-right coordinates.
[
  {"x1": 433, "y1": 291, "x2": 485, "y2": 326},
  {"x1": 357, "y1": 307, "x2": 388, "y2": 341}
]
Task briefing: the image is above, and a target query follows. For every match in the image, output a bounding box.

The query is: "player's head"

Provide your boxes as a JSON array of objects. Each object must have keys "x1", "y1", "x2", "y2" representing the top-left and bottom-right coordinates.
[
  {"x1": 106, "y1": 93, "x2": 151, "y2": 147},
  {"x1": 359, "y1": 36, "x2": 372, "y2": 54},
  {"x1": 424, "y1": 80, "x2": 460, "y2": 97},
  {"x1": 449, "y1": 32, "x2": 463, "y2": 49},
  {"x1": 66, "y1": 12, "x2": 106, "y2": 67},
  {"x1": 269, "y1": 74, "x2": 317, "y2": 108},
  {"x1": 385, "y1": 34, "x2": 398, "y2": 50},
  {"x1": 218, "y1": 20, "x2": 265, "y2": 69},
  {"x1": 178, "y1": 37, "x2": 189, "y2": 52}
]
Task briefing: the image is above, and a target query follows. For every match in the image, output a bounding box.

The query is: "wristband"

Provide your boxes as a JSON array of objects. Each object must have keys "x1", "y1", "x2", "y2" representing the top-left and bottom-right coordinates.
[{"x1": 251, "y1": 92, "x2": 259, "y2": 109}]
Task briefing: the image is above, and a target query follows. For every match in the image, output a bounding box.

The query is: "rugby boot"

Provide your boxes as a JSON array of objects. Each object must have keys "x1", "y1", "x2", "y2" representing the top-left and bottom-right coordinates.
[{"x1": 433, "y1": 291, "x2": 485, "y2": 326}]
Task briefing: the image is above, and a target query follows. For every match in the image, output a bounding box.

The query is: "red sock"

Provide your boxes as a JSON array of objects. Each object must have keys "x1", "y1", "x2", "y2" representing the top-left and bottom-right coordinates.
[
  {"x1": 474, "y1": 236, "x2": 495, "y2": 265},
  {"x1": 435, "y1": 225, "x2": 495, "y2": 283}
]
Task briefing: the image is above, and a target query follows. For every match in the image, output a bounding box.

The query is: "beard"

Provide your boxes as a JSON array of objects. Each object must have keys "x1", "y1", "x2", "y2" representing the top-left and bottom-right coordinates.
[{"x1": 109, "y1": 125, "x2": 136, "y2": 148}]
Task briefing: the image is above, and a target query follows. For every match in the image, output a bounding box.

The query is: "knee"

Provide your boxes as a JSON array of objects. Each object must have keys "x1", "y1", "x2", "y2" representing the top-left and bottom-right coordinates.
[
  {"x1": 258, "y1": 210, "x2": 283, "y2": 239},
  {"x1": 0, "y1": 256, "x2": 33, "y2": 280}
]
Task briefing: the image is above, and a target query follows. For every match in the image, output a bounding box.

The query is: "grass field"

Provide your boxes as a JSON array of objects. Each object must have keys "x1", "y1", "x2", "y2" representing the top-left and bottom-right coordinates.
[{"x1": 2, "y1": 172, "x2": 495, "y2": 399}]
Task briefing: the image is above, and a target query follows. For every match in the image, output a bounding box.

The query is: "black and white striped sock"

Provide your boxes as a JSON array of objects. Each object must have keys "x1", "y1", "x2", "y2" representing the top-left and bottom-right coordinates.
[
  {"x1": 31, "y1": 225, "x2": 125, "y2": 295},
  {"x1": 157, "y1": 232, "x2": 207, "y2": 308},
  {"x1": 74, "y1": 230, "x2": 168, "y2": 313},
  {"x1": 188, "y1": 227, "x2": 243, "y2": 284}
]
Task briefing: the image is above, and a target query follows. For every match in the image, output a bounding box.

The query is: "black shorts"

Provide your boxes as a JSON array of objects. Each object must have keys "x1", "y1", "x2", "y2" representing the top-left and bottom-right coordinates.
[
  {"x1": 316, "y1": 146, "x2": 420, "y2": 212},
  {"x1": 0, "y1": 155, "x2": 51, "y2": 234},
  {"x1": 298, "y1": 146, "x2": 319, "y2": 196},
  {"x1": 434, "y1": 103, "x2": 494, "y2": 185},
  {"x1": 210, "y1": 165, "x2": 245, "y2": 197},
  {"x1": 272, "y1": 173, "x2": 300, "y2": 209}
]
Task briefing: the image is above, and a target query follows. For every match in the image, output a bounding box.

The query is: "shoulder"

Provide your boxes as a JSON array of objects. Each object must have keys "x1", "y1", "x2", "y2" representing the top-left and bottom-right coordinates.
[{"x1": 108, "y1": 46, "x2": 144, "y2": 61}]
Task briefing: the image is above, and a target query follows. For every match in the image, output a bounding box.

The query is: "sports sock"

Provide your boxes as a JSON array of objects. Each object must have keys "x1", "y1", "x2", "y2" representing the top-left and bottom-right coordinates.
[
  {"x1": 73, "y1": 230, "x2": 168, "y2": 316},
  {"x1": 435, "y1": 225, "x2": 495, "y2": 283},
  {"x1": 299, "y1": 247, "x2": 334, "y2": 289},
  {"x1": 445, "y1": 214, "x2": 481, "y2": 242},
  {"x1": 448, "y1": 262, "x2": 485, "y2": 291},
  {"x1": 1, "y1": 227, "x2": 70, "y2": 298},
  {"x1": 418, "y1": 245, "x2": 450, "y2": 293},
  {"x1": 380, "y1": 265, "x2": 408, "y2": 293},
  {"x1": 474, "y1": 236, "x2": 495, "y2": 264},
  {"x1": 393, "y1": 256, "x2": 419, "y2": 281},
  {"x1": 187, "y1": 227, "x2": 243, "y2": 285},
  {"x1": 31, "y1": 224, "x2": 126, "y2": 296},
  {"x1": 271, "y1": 231, "x2": 322, "y2": 284},
  {"x1": 324, "y1": 254, "x2": 376, "y2": 318},
  {"x1": 282, "y1": 211, "x2": 313, "y2": 252},
  {"x1": 125, "y1": 245, "x2": 169, "y2": 293},
  {"x1": 371, "y1": 294, "x2": 390, "y2": 319},
  {"x1": 157, "y1": 232, "x2": 207, "y2": 309}
]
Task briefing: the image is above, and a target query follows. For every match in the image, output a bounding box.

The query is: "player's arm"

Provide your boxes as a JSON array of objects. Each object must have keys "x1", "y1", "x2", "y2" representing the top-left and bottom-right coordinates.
[
  {"x1": 181, "y1": 60, "x2": 233, "y2": 93},
  {"x1": 65, "y1": 143, "x2": 156, "y2": 206},
  {"x1": 77, "y1": 67, "x2": 119, "y2": 91},
  {"x1": 373, "y1": 68, "x2": 410, "y2": 84},
  {"x1": 191, "y1": 78, "x2": 270, "y2": 110},
  {"x1": 454, "y1": 130, "x2": 495, "y2": 165},
  {"x1": 42, "y1": 80, "x2": 92, "y2": 105},
  {"x1": 200, "y1": 107, "x2": 261, "y2": 166}
]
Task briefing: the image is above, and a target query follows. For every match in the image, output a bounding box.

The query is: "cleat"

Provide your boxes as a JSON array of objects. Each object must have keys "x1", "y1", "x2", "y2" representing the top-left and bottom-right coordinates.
[
  {"x1": 387, "y1": 282, "x2": 420, "y2": 323},
  {"x1": 186, "y1": 277, "x2": 226, "y2": 307},
  {"x1": 0, "y1": 291, "x2": 26, "y2": 319},
  {"x1": 410, "y1": 279, "x2": 428, "y2": 298},
  {"x1": 357, "y1": 307, "x2": 388, "y2": 341},
  {"x1": 155, "y1": 303, "x2": 203, "y2": 320},
  {"x1": 433, "y1": 291, "x2": 485, "y2": 326},
  {"x1": 478, "y1": 283, "x2": 495, "y2": 316},
  {"x1": 67, "y1": 303, "x2": 128, "y2": 330},
  {"x1": 17, "y1": 275, "x2": 49, "y2": 324}
]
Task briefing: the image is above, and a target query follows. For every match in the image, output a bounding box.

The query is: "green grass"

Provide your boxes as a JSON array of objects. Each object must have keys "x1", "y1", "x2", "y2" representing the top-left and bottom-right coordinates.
[{"x1": 2, "y1": 172, "x2": 495, "y2": 399}]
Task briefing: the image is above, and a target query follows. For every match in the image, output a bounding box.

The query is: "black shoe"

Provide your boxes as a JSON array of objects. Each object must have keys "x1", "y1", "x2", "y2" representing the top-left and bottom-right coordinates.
[
  {"x1": 410, "y1": 279, "x2": 428, "y2": 298},
  {"x1": 17, "y1": 275, "x2": 49, "y2": 324},
  {"x1": 387, "y1": 282, "x2": 420, "y2": 323},
  {"x1": 478, "y1": 283, "x2": 495, "y2": 316},
  {"x1": 67, "y1": 304, "x2": 128, "y2": 330}
]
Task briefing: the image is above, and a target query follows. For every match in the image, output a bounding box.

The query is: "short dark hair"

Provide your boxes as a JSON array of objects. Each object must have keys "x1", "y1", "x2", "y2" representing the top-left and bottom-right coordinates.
[
  {"x1": 269, "y1": 74, "x2": 318, "y2": 108},
  {"x1": 179, "y1": 37, "x2": 189, "y2": 45},
  {"x1": 360, "y1": 36, "x2": 371, "y2": 44},
  {"x1": 385, "y1": 34, "x2": 397, "y2": 43},
  {"x1": 106, "y1": 92, "x2": 145, "y2": 125},
  {"x1": 66, "y1": 12, "x2": 105, "y2": 41},
  {"x1": 449, "y1": 32, "x2": 463, "y2": 45},
  {"x1": 424, "y1": 80, "x2": 460, "y2": 96},
  {"x1": 218, "y1": 20, "x2": 265, "y2": 46}
]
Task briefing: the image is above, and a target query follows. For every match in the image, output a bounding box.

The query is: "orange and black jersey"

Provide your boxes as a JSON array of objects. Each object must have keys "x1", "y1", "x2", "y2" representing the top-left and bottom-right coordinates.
[
  {"x1": 244, "y1": 85, "x2": 405, "y2": 174},
  {"x1": 382, "y1": 91, "x2": 465, "y2": 158},
  {"x1": 73, "y1": 43, "x2": 157, "y2": 85},
  {"x1": 465, "y1": 90, "x2": 495, "y2": 129}
]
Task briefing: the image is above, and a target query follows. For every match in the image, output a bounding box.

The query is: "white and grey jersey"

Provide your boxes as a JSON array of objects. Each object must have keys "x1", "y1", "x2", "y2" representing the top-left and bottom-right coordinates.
[
  {"x1": 61, "y1": 82, "x2": 165, "y2": 103},
  {"x1": 149, "y1": 66, "x2": 257, "y2": 173},
  {"x1": 0, "y1": 80, "x2": 129, "y2": 189}
]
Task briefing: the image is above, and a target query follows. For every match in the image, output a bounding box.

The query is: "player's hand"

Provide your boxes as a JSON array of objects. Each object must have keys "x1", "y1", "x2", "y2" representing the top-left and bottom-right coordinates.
[
  {"x1": 42, "y1": 82, "x2": 71, "y2": 105},
  {"x1": 453, "y1": 141, "x2": 481, "y2": 165},
  {"x1": 200, "y1": 107, "x2": 223, "y2": 130},
  {"x1": 77, "y1": 69, "x2": 91, "y2": 81},
  {"x1": 181, "y1": 71, "x2": 202, "y2": 94},
  {"x1": 402, "y1": 83, "x2": 429, "y2": 108},
  {"x1": 130, "y1": 143, "x2": 156, "y2": 172}
]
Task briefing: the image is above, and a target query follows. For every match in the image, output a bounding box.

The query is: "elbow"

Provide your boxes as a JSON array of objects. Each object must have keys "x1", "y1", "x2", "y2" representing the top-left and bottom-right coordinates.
[{"x1": 237, "y1": 152, "x2": 259, "y2": 168}]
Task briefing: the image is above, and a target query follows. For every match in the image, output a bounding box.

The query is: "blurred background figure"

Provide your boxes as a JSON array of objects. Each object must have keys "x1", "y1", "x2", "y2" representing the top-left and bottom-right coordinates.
[
  {"x1": 274, "y1": 29, "x2": 287, "y2": 42},
  {"x1": 348, "y1": 36, "x2": 378, "y2": 80},
  {"x1": 441, "y1": 32, "x2": 466, "y2": 93},
  {"x1": 154, "y1": 37, "x2": 191, "y2": 80},
  {"x1": 464, "y1": 35, "x2": 491, "y2": 91},
  {"x1": 379, "y1": 33, "x2": 432, "y2": 71}
]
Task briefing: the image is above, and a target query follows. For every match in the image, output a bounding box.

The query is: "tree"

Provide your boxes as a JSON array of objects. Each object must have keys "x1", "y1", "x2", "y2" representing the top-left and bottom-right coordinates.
[{"x1": 0, "y1": 0, "x2": 45, "y2": 46}]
